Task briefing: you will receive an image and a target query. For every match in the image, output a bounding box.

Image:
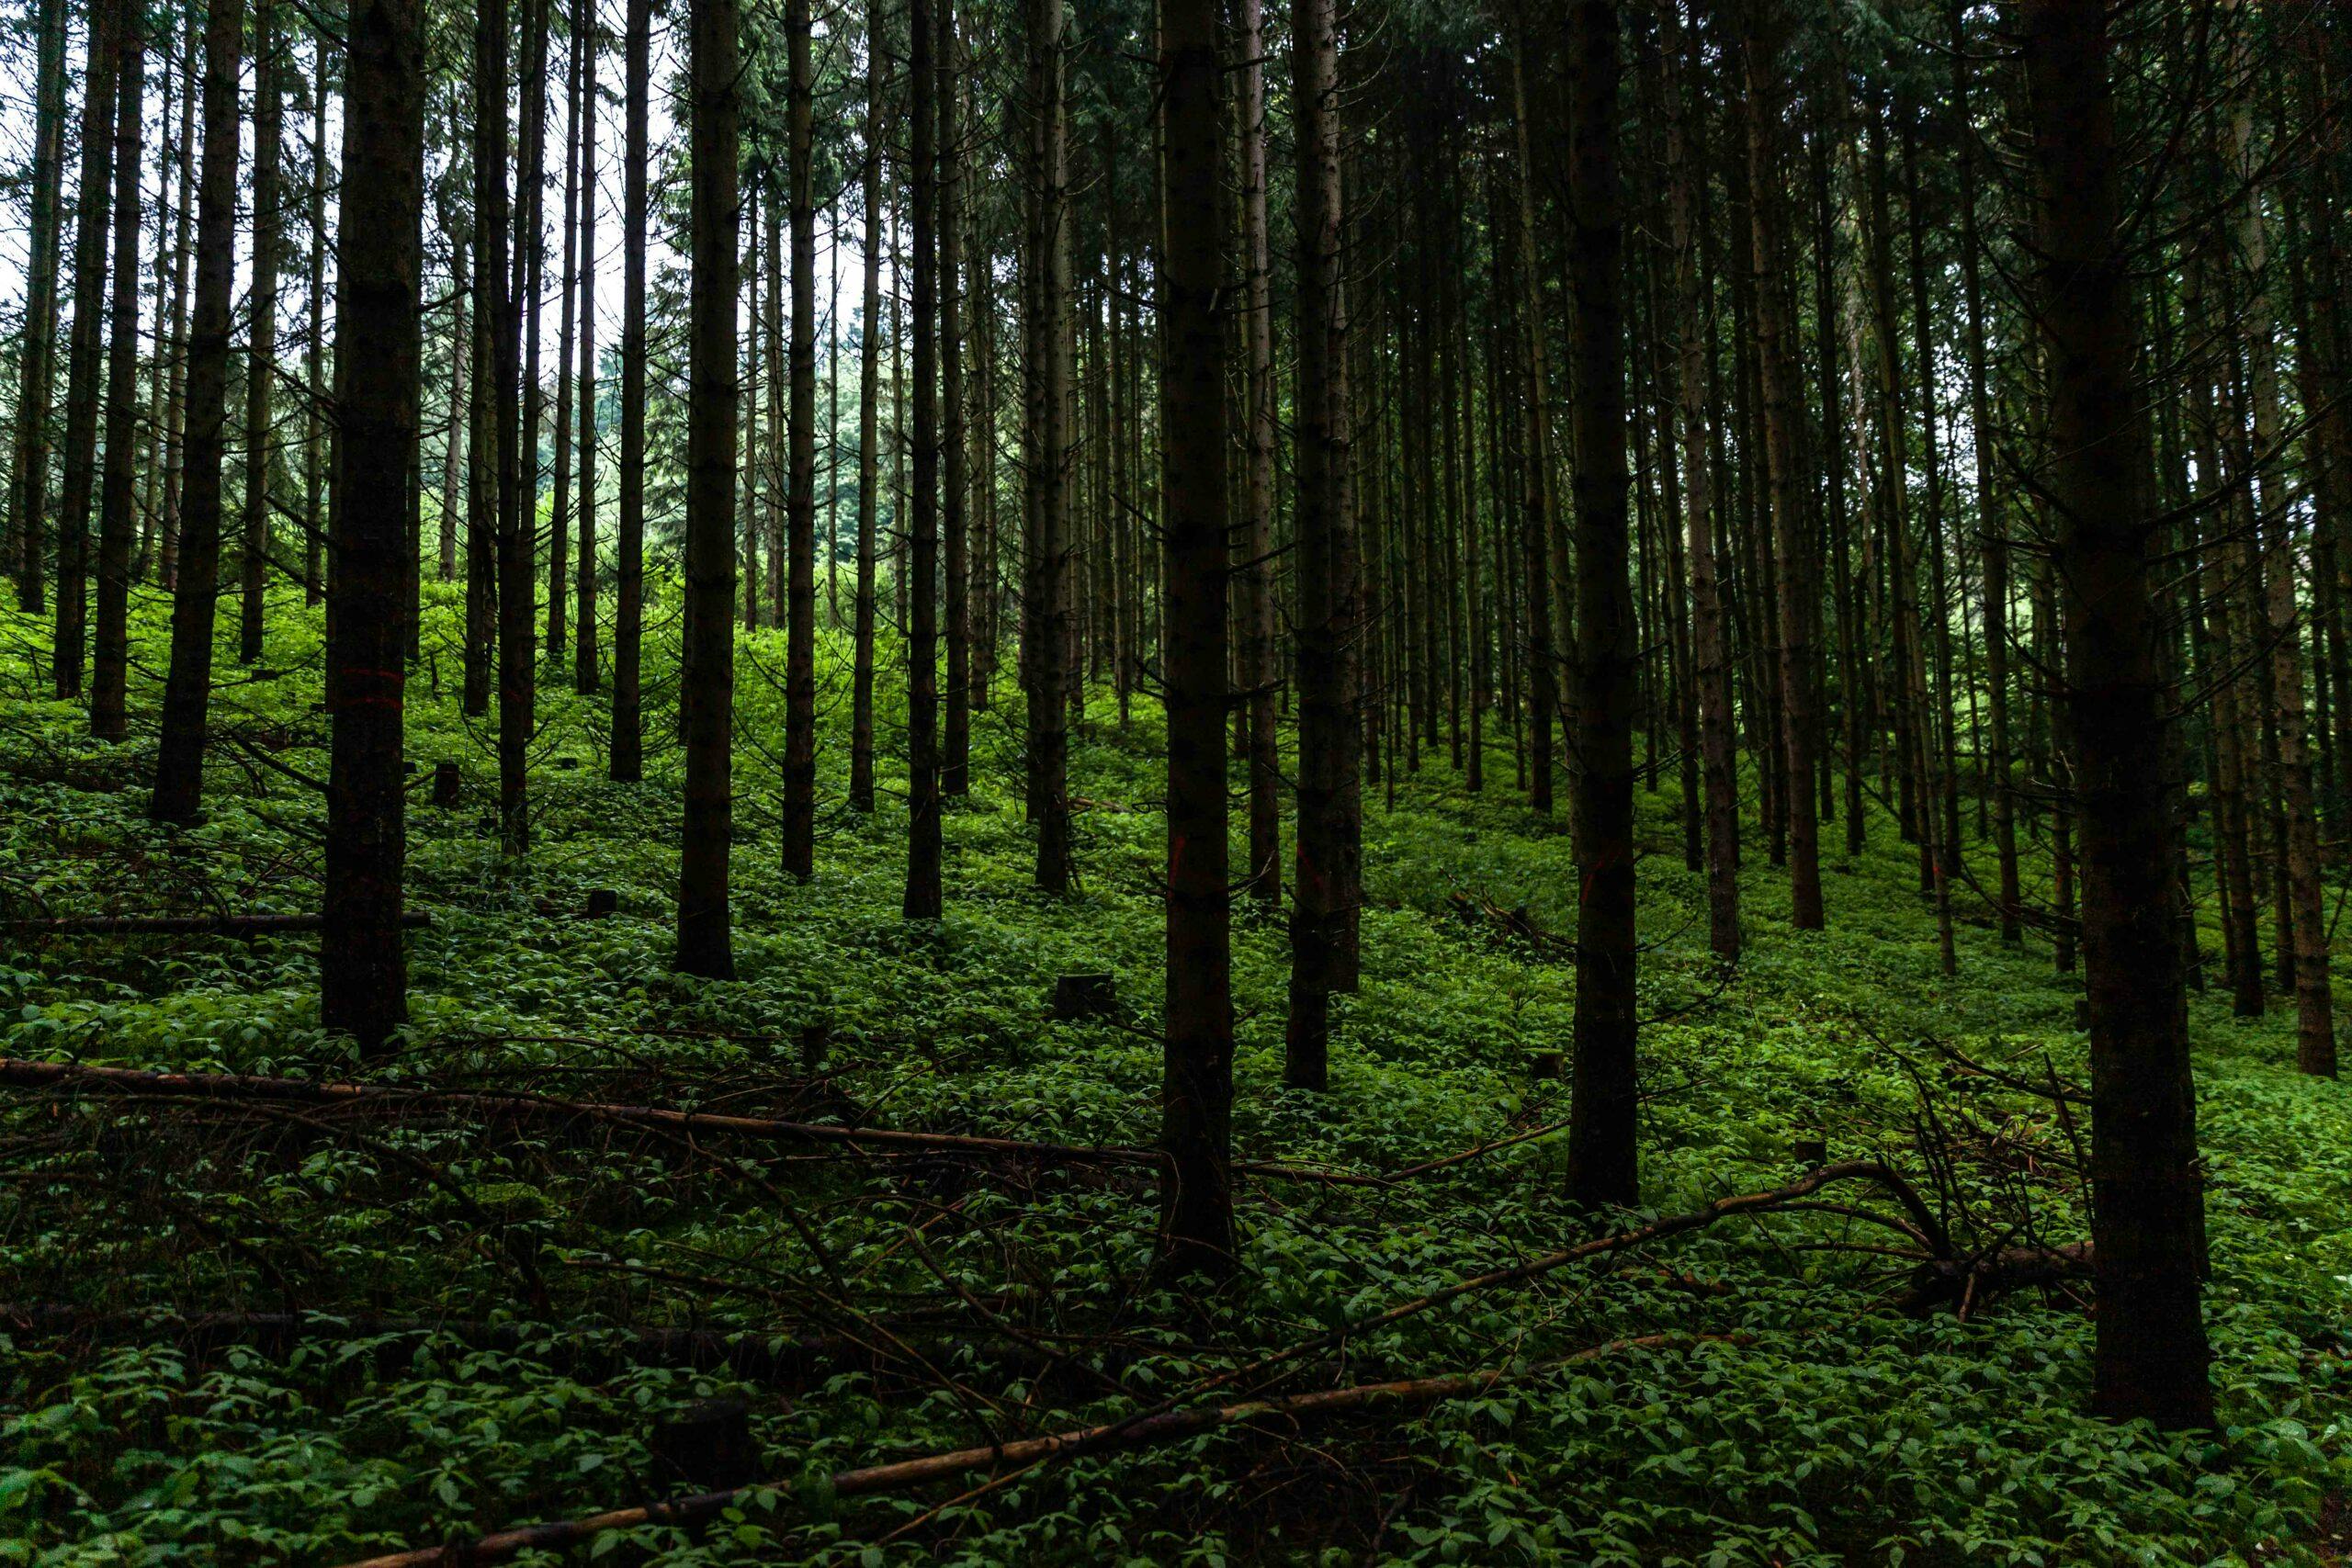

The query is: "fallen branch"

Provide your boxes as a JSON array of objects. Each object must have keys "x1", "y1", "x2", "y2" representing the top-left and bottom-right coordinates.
[
  {"x1": 330, "y1": 1331, "x2": 1740, "y2": 1568},
  {"x1": 0, "y1": 1058, "x2": 1374, "y2": 1186}
]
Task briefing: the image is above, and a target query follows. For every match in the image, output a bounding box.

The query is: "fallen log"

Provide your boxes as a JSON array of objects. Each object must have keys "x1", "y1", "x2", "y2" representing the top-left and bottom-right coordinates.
[
  {"x1": 0, "y1": 1058, "x2": 1380, "y2": 1186},
  {"x1": 330, "y1": 1331, "x2": 1739, "y2": 1568},
  {"x1": 3, "y1": 913, "x2": 433, "y2": 936}
]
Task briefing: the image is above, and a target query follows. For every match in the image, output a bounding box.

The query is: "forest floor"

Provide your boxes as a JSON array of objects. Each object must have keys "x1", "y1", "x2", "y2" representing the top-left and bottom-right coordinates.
[{"x1": 3, "y1": 587, "x2": 2351, "y2": 1565}]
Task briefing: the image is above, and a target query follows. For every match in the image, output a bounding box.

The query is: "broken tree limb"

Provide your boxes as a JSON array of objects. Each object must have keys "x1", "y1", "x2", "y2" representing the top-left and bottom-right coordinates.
[
  {"x1": 0, "y1": 1057, "x2": 1377, "y2": 1186},
  {"x1": 328, "y1": 1331, "x2": 1742, "y2": 1568},
  {"x1": 2, "y1": 912, "x2": 433, "y2": 936}
]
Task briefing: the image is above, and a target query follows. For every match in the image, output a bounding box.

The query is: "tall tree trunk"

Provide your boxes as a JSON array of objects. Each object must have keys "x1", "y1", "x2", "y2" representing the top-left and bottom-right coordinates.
[
  {"x1": 239, "y1": 0, "x2": 280, "y2": 666},
  {"x1": 1283, "y1": 0, "x2": 1358, "y2": 1089},
  {"x1": 548, "y1": 0, "x2": 582, "y2": 660},
  {"x1": 1233, "y1": 0, "x2": 1280, "y2": 903},
  {"x1": 439, "y1": 234, "x2": 468, "y2": 583},
  {"x1": 1660, "y1": 0, "x2": 1736, "y2": 963},
  {"x1": 9, "y1": 0, "x2": 68, "y2": 612},
  {"x1": 321, "y1": 0, "x2": 424, "y2": 1052},
  {"x1": 781, "y1": 0, "x2": 819, "y2": 872},
  {"x1": 2225, "y1": 16, "x2": 2334, "y2": 1075},
  {"x1": 1952, "y1": 0, "x2": 2018, "y2": 943},
  {"x1": 53, "y1": 0, "x2": 120, "y2": 699},
  {"x1": 302, "y1": 48, "x2": 330, "y2": 610},
  {"x1": 2022, "y1": 0, "x2": 2213, "y2": 1431},
  {"x1": 1741, "y1": 6, "x2": 1822, "y2": 931},
  {"x1": 464, "y1": 242, "x2": 495, "y2": 716},
  {"x1": 1507, "y1": 43, "x2": 1555, "y2": 817},
  {"x1": 1023, "y1": 0, "x2": 1074, "y2": 892},
  {"x1": 905, "y1": 0, "x2": 944, "y2": 919},
  {"x1": 675, "y1": 0, "x2": 739, "y2": 978},
  {"x1": 152, "y1": 0, "x2": 243, "y2": 826},
  {"x1": 573, "y1": 1, "x2": 600, "y2": 694},
  {"x1": 498, "y1": 0, "x2": 543, "y2": 851},
  {"x1": 608, "y1": 0, "x2": 649, "y2": 782},
  {"x1": 849, "y1": 6, "x2": 884, "y2": 815},
  {"x1": 1155, "y1": 0, "x2": 1234, "y2": 1279},
  {"x1": 941, "y1": 12, "x2": 970, "y2": 797},
  {"x1": 1565, "y1": 0, "x2": 1637, "y2": 1211},
  {"x1": 156, "y1": 11, "x2": 198, "y2": 592},
  {"x1": 90, "y1": 6, "x2": 143, "y2": 740}
]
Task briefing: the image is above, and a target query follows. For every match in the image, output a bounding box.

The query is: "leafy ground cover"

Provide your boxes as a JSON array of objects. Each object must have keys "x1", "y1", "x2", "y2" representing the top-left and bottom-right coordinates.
[{"x1": 3, "y1": 589, "x2": 2348, "y2": 1565}]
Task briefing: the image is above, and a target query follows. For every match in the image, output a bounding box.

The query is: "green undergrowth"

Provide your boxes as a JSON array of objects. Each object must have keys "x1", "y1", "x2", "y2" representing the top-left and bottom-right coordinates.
[{"x1": 2, "y1": 585, "x2": 2349, "y2": 1565}]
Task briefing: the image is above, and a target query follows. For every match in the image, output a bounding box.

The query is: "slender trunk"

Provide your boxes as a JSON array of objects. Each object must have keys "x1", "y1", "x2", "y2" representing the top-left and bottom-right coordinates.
[
  {"x1": 1024, "y1": 0, "x2": 1073, "y2": 891},
  {"x1": 941, "y1": 7, "x2": 970, "y2": 796},
  {"x1": 573, "y1": 3, "x2": 599, "y2": 694},
  {"x1": 1660, "y1": 0, "x2": 1736, "y2": 962},
  {"x1": 157, "y1": 13, "x2": 198, "y2": 592},
  {"x1": 498, "y1": 0, "x2": 542, "y2": 852},
  {"x1": 781, "y1": 0, "x2": 819, "y2": 871},
  {"x1": 608, "y1": 0, "x2": 648, "y2": 781},
  {"x1": 675, "y1": 0, "x2": 739, "y2": 977},
  {"x1": 1233, "y1": 0, "x2": 1279, "y2": 900},
  {"x1": 1508, "y1": 45, "x2": 1555, "y2": 817},
  {"x1": 10, "y1": 0, "x2": 69, "y2": 612},
  {"x1": 302, "y1": 51, "x2": 329, "y2": 610},
  {"x1": 439, "y1": 237, "x2": 469, "y2": 583},
  {"x1": 54, "y1": 0, "x2": 121, "y2": 698},
  {"x1": 2226, "y1": 17, "x2": 2333, "y2": 1074},
  {"x1": 850, "y1": 9, "x2": 884, "y2": 814},
  {"x1": 239, "y1": 0, "x2": 280, "y2": 666},
  {"x1": 2021, "y1": 0, "x2": 2213, "y2": 1430},
  {"x1": 152, "y1": 0, "x2": 243, "y2": 826},
  {"x1": 1741, "y1": 6, "x2": 1822, "y2": 931},
  {"x1": 464, "y1": 239, "x2": 495, "y2": 716},
  {"x1": 905, "y1": 0, "x2": 944, "y2": 919},
  {"x1": 321, "y1": 0, "x2": 424, "y2": 1052},
  {"x1": 90, "y1": 8, "x2": 143, "y2": 740},
  {"x1": 549, "y1": 2, "x2": 582, "y2": 660},
  {"x1": 1952, "y1": 1, "x2": 2017, "y2": 942}
]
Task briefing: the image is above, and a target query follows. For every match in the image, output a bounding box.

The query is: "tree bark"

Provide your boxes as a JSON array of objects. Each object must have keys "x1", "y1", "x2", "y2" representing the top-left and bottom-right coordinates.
[
  {"x1": 8, "y1": 0, "x2": 68, "y2": 612},
  {"x1": 1156, "y1": 0, "x2": 1234, "y2": 1279},
  {"x1": 849, "y1": 6, "x2": 884, "y2": 815},
  {"x1": 1660, "y1": 0, "x2": 1737, "y2": 963},
  {"x1": 608, "y1": 0, "x2": 649, "y2": 782},
  {"x1": 1283, "y1": 0, "x2": 1359, "y2": 1089},
  {"x1": 1023, "y1": 0, "x2": 1074, "y2": 893},
  {"x1": 53, "y1": 0, "x2": 121, "y2": 699},
  {"x1": 321, "y1": 0, "x2": 424, "y2": 1053},
  {"x1": 89, "y1": 6, "x2": 144, "y2": 740},
  {"x1": 150, "y1": 0, "x2": 243, "y2": 827},
  {"x1": 1740, "y1": 4, "x2": 1823, "y2": 931},
  {"x1": 781, "y1": 0, "x2": 818, "y2": 872},
  {"x1": 573, "y1": 4, "x2": 600, "y2": 695},
  {"x1": 238, "y1": 0, "x2": 281, "y2": 667},
  {"x1": 674, "y1": 0, "x2": 740, "y2": 979},
  {"x1": 905, "y1": 0, "x2": 944, "y2": 920},
  {"x1": 1565, "y1": 0, "x2": 1637, "y2": 1211},
  {"x1": 2021, "y1": 0, "x2": 2214, "y2": 1431}
]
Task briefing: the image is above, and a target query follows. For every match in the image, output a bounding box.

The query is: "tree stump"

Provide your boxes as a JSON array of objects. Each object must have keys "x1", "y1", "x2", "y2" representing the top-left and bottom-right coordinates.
[
  {"x1": 798, "y1": 1022, "x2": 831, "y2": 1072},
  {"x1": 583, "y1": 889, "x2": 618, "y2": 919},
  {"x1": 1529, "y1": 1051, "x2": 1563, "y2": 1080},
  {"x1": 432, "y1": 761, "x2": 461, "y2": 808},
  {"x1": 1792, "y1": 1135, "x2": 1827, "y2": 1168},
  {"x1": 1053, "y1": 973, "x2": 1116, "y2": 1020}
]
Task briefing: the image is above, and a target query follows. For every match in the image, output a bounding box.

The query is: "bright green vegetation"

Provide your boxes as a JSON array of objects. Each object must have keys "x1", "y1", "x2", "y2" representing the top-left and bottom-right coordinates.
[{"x1": 2, "y1": 588, "x2": 2347, "y2": 1565}]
